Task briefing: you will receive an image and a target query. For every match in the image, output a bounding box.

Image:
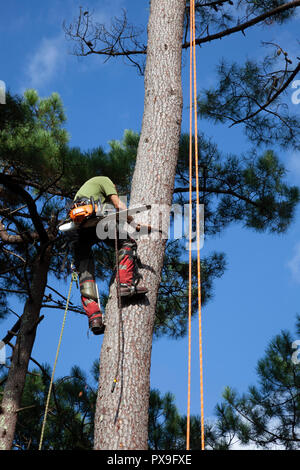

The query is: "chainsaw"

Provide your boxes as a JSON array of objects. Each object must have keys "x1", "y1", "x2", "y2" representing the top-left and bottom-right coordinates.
[{"x1": 58, "y1": 203, "x2": 153, "y2": 233}]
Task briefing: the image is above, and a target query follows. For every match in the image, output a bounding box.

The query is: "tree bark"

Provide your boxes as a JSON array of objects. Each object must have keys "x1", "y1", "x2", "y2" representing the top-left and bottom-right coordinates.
[
  {"x1": 0, "y1": 247, "x2": 52, "y2": 450},
  {"x1": 94, "y1": 0, "x2": 186, "y2": 450}
]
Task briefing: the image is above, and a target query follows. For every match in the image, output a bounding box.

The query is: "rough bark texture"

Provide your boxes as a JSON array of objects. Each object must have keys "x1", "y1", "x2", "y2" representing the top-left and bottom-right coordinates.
[
  {"x1": 0, "y1": 248, "x2": 52, "y2": 450},
  {"x1": 94, "y1": 0, "x2": 186, "y2": 450}
]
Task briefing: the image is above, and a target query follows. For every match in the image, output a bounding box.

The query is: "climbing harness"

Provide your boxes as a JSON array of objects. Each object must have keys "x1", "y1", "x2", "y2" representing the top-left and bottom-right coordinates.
[
  {"x1": 38, "y1": 267, "x2": 78, "y2": 450},
  {"x1": 186, "y1": 0, "x2": 205, "y2": 451}
]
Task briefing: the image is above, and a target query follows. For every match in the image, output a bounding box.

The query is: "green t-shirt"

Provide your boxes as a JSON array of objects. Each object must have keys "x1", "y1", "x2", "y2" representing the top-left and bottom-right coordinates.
[{"x1": 74, "y1": 176, "x2": 118, "y2": 205}]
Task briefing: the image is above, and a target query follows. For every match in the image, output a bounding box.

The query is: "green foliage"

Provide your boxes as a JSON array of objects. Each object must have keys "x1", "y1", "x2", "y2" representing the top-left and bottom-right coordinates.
[
  {"x1": 1, "y1": 92, "x2": 298, "y2": 339},
  {"x1": 148, "y1": 390, "x2": 214, "y2": 450},
  {"x1": 57, "y1": 129, "x2": 138, "y2": 199},
  {"x1": 0, "y1": 94, "x2": 140, "y2": 326},
  {"x1": 0, "y1": 364, "x2": 97, "y2": 450},
  {"x1": 0, "y1": 363, "x2": 200, "y2": 450},
  {"x1": 0, "y1": 92, "x2": 32, "y2": 130},
  {"x1": 148, "y1": 389, "x2": 183, "y2": 450},
  {"x1": 242, "y1": 0, "x2": 298, "y2": 22},
  {"x1": 198, "y1": 58, "x2": 300, "y2": 149},
  {"x1": 1, "y1": 89, "x2": 299, "y2": 341},
  {"x1": 212, "y1": 317, "x2": 300, "y2": 449},
  {"x1": 2, "y1": 318, "x2": 298, "y2": 450},
  {"x1": 0, "y1": 90, "x2": 68, "y2": 187},
  {"x1": 156, "y1": 243, "x2": 226, "y2": 338},
  {"x1": 0, "y1": 91, "x2": 72, "y2": 319},
  {"x1": 176, "y1": 134, "x2": 300, "y2": 235}
]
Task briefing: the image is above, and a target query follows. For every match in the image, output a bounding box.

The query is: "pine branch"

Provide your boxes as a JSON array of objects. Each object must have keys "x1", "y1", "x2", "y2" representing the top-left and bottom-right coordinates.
[
  {"x1": 182, "y1": 0, "x2": 300, "y2": 48},
  {"x1": 46, "y1": 284, "x2": 75, "y2": 305},
  {"x1": 0, "y1": 288, "x2": 28, "y2": 296},
  {"x1": 0, "y1": 174, "x2": 48, "y2": 243},
  {"x1": 229, "y1": 61, "x2": 300, "y2": 127},
  {"x1": 2, "y1": 247, "x2": 26, "y2": 264},
  {"x1": 40, "y1": 303, "x2": 84, "y2": 315},
  {"x1": 174, "y1": 185, "x2": 260, "y2": 207},
  {"x1": 186, "y1": 0, "x2": 233, "y2": 10}
]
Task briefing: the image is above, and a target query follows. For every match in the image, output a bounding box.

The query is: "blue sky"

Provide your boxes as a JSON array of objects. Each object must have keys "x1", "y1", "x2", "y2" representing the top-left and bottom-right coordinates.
[{"x1": 1, "y1": 0, "x2": 300, "y2": 428}]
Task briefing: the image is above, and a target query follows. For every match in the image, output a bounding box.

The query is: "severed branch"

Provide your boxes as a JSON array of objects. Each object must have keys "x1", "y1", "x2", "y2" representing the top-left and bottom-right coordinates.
[
  {"x1": 1, "y1": 315, "x2": 45, "y2": 346},
  {"x1": 2, "y1": 317, "x2": 22, "y2": 345},
  {"x1": 1, "y1": 294, "x2": 82, "y2": 350}
]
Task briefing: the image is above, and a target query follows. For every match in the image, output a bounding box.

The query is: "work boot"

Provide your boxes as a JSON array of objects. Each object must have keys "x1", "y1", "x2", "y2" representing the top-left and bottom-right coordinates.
[
  {"x1": 120, "y1": 283, "x2": 148, "y2": 297},
  {"x1": 88, "y1": 315, "x2": 105, "y2": 335}
]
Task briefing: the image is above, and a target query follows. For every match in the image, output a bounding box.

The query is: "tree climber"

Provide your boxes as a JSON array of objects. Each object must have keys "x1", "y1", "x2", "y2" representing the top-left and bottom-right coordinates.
[{"x1": 70, "y1": 176, "x2": 148, "y2": 335}]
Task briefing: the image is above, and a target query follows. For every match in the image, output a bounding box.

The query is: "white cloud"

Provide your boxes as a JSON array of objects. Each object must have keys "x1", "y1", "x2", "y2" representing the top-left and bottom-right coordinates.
[
  {"x1": 287, "y1": 242, "x2": 300, "y2": 284},
  {"x1": 25, "y1": 35, "x2": 66, "y2": 90}
]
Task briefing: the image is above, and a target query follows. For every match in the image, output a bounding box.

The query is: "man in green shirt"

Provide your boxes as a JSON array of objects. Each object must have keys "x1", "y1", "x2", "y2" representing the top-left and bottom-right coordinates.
[
  {"x1": 74, "y1": 176, "x2": 118, "y2": 207},
  {"x1": 72, "y1": 176, "x2": 148, "y2": 335}
]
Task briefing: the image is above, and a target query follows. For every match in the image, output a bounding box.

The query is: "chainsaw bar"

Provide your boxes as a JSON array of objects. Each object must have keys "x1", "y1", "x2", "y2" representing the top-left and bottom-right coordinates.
[{"x1": 59, "y1": 205, "x2": 151, "y2": 232}]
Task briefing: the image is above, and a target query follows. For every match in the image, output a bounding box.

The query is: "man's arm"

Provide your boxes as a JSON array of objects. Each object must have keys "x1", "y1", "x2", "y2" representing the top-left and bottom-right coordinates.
[
  {"x1": 109, "y1": 194, "x2": 134, "y2": 224},
  {"x1": 109, "y1": 194, "x2": 154, "y2": 232}
]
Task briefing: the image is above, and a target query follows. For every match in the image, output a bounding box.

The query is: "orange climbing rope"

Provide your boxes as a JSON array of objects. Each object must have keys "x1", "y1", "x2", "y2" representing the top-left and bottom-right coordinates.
[{"x1": 186, "y1": 0, "x2": 205, "y2": 451}]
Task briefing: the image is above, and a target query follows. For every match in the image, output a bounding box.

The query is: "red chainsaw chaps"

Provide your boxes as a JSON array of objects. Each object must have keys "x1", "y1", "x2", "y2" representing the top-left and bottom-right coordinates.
[
  {"x1": 81, "y1": 296, "x2": 101, "y2": 320},
  {"x1": 118, "y1": 252, "x2": 134, "y2": 285}
]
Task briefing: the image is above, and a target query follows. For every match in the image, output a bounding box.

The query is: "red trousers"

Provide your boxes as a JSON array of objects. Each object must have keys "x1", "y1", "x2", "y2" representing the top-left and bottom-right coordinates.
[{"x1": 74, "y1": 227, "x2": 137, "y2": 320}]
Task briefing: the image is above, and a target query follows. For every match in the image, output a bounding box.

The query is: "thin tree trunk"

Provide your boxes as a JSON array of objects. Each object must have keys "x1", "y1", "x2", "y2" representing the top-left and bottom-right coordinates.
[
  {"x1": 94, "y1": 0, "x2": 186, "y2": 450},
  {"x1": 0, "y1": 247, "x2": 52, "y2": 450}
]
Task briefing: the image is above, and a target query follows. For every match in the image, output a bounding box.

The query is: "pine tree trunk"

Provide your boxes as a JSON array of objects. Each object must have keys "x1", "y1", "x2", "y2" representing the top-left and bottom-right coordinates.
[
  {"x1": 94, "y1": 0, "x2": 186, "y2": 450},
  {"x1": 0, "y1": 248, "x2": 52, "y2": 450}
]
